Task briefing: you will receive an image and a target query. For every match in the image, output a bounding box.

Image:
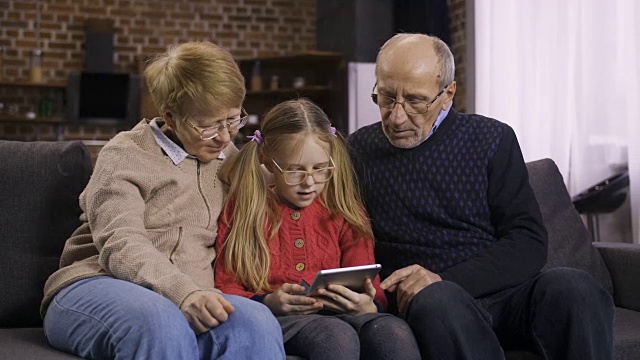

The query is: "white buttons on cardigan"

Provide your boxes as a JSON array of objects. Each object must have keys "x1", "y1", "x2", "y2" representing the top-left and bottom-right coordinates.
[
  {"x1": 294, "y1": 238, "x2": 304, "y2": 248},
  {"x1": 291, "y1": 211, "x2": 301, "y2": 220},
  {"x1": 295, "y1": 263, "x2": 305, "y2": 271}
]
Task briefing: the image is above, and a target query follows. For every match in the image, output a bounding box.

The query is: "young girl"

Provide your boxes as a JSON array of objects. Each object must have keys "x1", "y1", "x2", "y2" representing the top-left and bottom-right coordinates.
[{"x1": 215, "y1": 99, "x2": 420, "y2": 359}]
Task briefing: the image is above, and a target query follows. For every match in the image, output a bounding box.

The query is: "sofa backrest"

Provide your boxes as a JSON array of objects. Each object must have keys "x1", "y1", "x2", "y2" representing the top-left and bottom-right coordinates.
[
  {"x1": 0, "y1": 140, "x2": 92, "y2": 327},
  {"x1": 526, "y1": 158, "x2": 613, "y2": 293}
]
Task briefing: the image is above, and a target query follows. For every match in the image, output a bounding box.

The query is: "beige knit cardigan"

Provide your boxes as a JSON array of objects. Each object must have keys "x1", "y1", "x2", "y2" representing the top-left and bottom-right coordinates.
[{"x1": 41, "y1": 120, "x2": 238, "y2": 317}]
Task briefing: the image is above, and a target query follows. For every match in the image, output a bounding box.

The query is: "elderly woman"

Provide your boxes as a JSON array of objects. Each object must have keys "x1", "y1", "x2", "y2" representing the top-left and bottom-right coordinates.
[{"x1": 41, "y1": 42, "x2": 285, "y2": 359}]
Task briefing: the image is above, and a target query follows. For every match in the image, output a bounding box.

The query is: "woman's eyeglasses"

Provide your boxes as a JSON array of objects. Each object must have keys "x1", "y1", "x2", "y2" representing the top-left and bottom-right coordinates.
[{"x1": 186, "y1": 108, "x2": 249, "y2": 140}]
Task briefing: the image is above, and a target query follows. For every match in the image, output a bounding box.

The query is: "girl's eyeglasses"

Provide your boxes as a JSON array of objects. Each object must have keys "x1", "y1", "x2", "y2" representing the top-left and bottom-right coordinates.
[{"x1": 271, "y1": 157, "x2": 336, "y2": 185}]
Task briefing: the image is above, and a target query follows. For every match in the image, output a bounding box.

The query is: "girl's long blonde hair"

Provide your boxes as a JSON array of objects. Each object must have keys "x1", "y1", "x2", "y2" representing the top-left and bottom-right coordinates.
[{"x1": 218, "y1": 99, "x2": 373, "y2": 293}]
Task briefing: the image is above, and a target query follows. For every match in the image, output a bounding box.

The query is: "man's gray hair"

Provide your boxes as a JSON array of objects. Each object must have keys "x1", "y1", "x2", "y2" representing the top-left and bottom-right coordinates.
[{"x1": 376, "y1": 33, "x2": 455, "y2": 89}]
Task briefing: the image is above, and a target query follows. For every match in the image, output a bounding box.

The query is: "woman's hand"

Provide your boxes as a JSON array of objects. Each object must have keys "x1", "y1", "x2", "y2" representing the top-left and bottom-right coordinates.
[
  {"x1": 314, "y1": 279, "x2": 378, "y2": 315},
  {"x1": 263, "y1": 283, "x2": 324, "y2": 316},
  {"x1": 181, "y1": 291, "x2": 235, "y2": 334}
]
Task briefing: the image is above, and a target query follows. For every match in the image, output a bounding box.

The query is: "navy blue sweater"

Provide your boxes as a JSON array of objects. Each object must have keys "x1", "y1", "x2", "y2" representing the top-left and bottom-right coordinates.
[{"x1": 347, "y1": 109, "x2": 548, "y2": 298}]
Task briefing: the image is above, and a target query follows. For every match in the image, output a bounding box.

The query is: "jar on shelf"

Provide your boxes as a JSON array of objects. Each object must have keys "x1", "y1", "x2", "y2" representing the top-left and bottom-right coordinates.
[
  {"x1": 0, "y1": 46, "x2": 4, "y2": 81},
  {"x1": 269, "y1": 75, "x2": 279, "y2": 91},
  {"x1": 293, "y1": 77, "x2": 305, "y2": 89},
  {"x1": 30, "y1": 49, "x2": 43, "y2": 83}
]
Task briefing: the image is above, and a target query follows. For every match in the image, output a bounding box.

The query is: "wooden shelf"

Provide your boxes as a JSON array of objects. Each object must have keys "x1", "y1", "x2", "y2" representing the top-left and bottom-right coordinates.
[
  {"x1": 0, "y1": 80, "x2": 67, "y2": 88},
  {"x1": 238, "y1": 52, "x2": 345, "y2": 131},
  {"x1": 238, "y1": 51, "x2": 342, "y2": 65},
  {"x1": 246, "y1": 86, "x2": 331, "y2": 96},
  {"x1": 0, "y1": 114, "x2": 64, "y2": 124}
]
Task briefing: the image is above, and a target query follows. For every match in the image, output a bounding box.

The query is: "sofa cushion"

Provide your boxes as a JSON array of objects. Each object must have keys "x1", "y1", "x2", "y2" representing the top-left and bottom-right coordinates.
[
  {"x1": 525, "y1": 159, "x2": 613, "y2": 293},
  {"x1": 504, "y1": 307, "x2": 640, "y2": 360},
  {"x1": 613, "y1": 307, "x2": 640, "y2": 360},
  {"x1": 0, "y1": 141, "x2": 92, "y2": 327},
  {"x1": 0, "y1": 328, "x2": 81, "y2": 359}
]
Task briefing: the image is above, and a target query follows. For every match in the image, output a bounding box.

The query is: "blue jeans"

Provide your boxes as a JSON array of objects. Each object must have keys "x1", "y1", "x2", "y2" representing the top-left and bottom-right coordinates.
[
  {"x1": 401, "y1": 268, "x2": 614, "y2": 360},
  {"x1": 44, "y1": 277, "x2": 285, "y2": 360}
]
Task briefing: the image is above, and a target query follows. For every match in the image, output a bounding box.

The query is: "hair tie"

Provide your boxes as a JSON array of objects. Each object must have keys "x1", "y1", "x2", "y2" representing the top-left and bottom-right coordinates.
[
  {"x1": 248, "y1": 129, "x2": 263, "y2": 144},
  {"x1": 330, "y1": 126, "x2": 337, "y2": 136}
]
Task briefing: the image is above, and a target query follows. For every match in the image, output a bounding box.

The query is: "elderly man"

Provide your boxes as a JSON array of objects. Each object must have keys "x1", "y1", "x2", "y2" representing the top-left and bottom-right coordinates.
[{"x1": 347, "y1": 33, "x2": 614, "y2": 360}]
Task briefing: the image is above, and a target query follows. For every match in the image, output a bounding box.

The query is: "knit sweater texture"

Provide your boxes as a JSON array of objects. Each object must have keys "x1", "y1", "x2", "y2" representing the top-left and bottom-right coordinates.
[
  {"x1": 41, "y1": 119, "x2": 237, "y2": 316},
  {"x1": 347, "y1": 109, "x2": 548, "y2": 298},
  {"x1": 215, "y1": 199, "x2": 388, "y2": 310}
]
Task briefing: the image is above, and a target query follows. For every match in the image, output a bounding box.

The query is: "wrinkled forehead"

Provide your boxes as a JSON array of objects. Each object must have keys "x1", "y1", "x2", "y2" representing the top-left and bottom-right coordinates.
[
  {"x1": 377, "y1": 41, "x2": 441, "y2": 91},
  {"x1": 376, "y1": 69, "x2": 441, "y2": 98},
  {"x1": 188, "y1": 106, "x2": 243, "y2": 124}
]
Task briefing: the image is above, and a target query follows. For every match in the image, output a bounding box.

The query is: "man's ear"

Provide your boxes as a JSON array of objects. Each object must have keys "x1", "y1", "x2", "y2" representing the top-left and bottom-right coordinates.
[
  {"x1": 163, "y1": 110, "x2": 176, "y2": 129},
  {"x1": 442, "y1": 81, "x2": 457, "y2": 110}
]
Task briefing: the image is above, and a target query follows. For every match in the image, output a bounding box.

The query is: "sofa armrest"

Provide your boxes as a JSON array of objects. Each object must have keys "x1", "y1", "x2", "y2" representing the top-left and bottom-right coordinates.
[{"x1": 593, "y1": 242, "x2": 640, "y2": 311}]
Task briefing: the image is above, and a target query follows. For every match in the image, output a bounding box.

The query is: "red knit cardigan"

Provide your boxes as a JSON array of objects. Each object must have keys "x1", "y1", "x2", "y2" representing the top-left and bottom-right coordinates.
[{"x1": 214, "y1": 199, "x2": 388, "y2": 311}]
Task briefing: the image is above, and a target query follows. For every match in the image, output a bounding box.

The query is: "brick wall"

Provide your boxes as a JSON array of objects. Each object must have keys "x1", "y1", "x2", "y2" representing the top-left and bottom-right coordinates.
[
  {"x1": 1, "y1": 0, "x2": 468, "y2": 142},
  {"x1": 448, "y1": 0, "x2": 466, "y2": 113},
  {"x1": 1, "y1": 0, "x2": 316, "y2": 81},
  {"x1": 0, "y1": 0, "x2": 316, "y2": 142}
]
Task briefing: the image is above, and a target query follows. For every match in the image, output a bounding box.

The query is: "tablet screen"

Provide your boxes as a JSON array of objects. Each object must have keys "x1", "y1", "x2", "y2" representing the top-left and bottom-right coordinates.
[{"x1": 306, "y1": 264, "x2": 381, "y2": 295}]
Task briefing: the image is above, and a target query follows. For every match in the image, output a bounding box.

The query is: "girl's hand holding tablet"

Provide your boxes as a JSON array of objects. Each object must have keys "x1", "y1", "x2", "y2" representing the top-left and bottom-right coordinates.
[
  {"x1": 314, "y1": 279, "x2": 378, "y2": 315},
  {"x1": 263, "y1": 283, "x2": 324, "y2": 316}
]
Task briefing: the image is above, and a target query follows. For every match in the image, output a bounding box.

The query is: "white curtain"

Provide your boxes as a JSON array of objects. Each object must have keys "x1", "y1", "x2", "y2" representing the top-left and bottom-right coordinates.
[{"x1": 474, "y1": 0, "x2": 640, "y2": 243}]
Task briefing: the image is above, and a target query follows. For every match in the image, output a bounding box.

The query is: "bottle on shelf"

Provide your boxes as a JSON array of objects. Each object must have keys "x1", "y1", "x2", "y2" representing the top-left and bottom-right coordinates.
[
  {"x1": 269, "y1": 75, "x2": 279, "y2": 91},
  {"x1": 0, "y1": 46, "x2": 4, "y2": 81},
  {"x1": 30, "y1": 49, "x2": 43, "y2": 83},
  {"x1": 251, "y1": 61, "x2": 262, "y2": 91},
  {"x1": 38, "y1": 97, "x2": 54, "y2": 118}
]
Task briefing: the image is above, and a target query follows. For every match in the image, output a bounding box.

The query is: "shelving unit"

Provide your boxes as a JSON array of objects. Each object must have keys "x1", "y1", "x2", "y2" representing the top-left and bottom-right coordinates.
[
  {"x1": 0, "y1": 79, "x2": 67, "y2": 136},
  {"x1": 246, "y1": 85, "x2": 331, "y2": 96},
  {"x1": 236, "y1": 52, "x2": 346, "y2": 146},
  {"x1": 0, "y1": 114, "x2": 64, "y2": 124},
  {"x1": 0, "y1": 80, "x2": 66, "y2": 88},
  {"x1": 0, "y1": 79, "x2": 128, "y2": 142}
]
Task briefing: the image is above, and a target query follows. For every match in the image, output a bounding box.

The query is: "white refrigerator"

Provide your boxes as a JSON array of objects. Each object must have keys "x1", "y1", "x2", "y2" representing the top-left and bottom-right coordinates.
[{"x1": 347, "y1": 62, "x2": 380, "y2": 134}]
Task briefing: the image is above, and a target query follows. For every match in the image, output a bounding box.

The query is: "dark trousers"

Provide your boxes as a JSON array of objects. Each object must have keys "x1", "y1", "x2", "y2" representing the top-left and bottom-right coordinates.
[
  {"x1": 284, "y1": 313, "x2": 420, "y2": 360},
  {"x1": 400, "y1": 267, "x2": 614, "y2": 360}
]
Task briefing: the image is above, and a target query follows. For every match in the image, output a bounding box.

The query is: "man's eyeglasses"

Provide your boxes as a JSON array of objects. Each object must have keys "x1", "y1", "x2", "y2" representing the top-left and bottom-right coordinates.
[
  {"x1": 186, "y1": 108, "x2": 249, "y2": 140},
  {"x1": 370, "y1": 83, "x2": 448, "y2": 114},
  {"x1": 271, "y1": 157, "x2": 336, "y2": 185}
]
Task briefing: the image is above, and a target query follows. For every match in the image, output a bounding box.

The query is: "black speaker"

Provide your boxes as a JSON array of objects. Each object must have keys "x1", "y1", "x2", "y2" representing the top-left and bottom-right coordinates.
[
  {"x1": 317, "y1": 0, "x2": 452, "y2": 61},
  {"x1": 84, "y1": 19, "x2": 114, "y2": 73},
  {"x1": 316, "y1": 0, "x2": 394, "y2": 62},
  {"x1": 393, "y1": 0, "x2": 451, "y2": 46},
  {"x1": 67, "y1": 72, "x2": 141, "y2": 126}
]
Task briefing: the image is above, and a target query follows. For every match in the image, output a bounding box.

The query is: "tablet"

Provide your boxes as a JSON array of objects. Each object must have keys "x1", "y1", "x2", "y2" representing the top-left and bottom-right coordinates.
[{"x1": 304, "y1": 264, "x2": 382, "y2": 296}]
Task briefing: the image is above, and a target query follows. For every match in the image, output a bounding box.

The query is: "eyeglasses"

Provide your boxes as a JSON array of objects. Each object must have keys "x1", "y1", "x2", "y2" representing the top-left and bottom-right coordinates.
[
  {"x1": 271, "y1": 157, "x2": 336, "y2": 185},
  {"x1": 186, "y1": 108, "x2": 249, "y2": 140},
  {"x1": 371, "y1": 83, "x2": 448, "y2": 114}
]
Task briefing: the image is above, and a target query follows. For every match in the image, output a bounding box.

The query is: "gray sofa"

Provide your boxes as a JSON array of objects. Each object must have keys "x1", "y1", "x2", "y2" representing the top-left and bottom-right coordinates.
[
  {"x1": 0, "y1": 141, "x2": 88, "y2": 359},
  {"x1": 0, "y1": 140, "x2": 638, "y2": 359}
]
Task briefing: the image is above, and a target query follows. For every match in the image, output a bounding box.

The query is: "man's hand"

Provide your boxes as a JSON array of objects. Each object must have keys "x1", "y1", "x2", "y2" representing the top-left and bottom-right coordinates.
[
  {"x1": 181, "y1": 291, "x2": 235, "y2": 334},
  {"x1": 263, "y1": 283, "x2": 324, "y2": 316},
  {"x1": 314, "y1": 279, "x2": 378, "y2": 315},
  {"x1": 380, "y1": 264, "x2": 442, "y2": 314}
]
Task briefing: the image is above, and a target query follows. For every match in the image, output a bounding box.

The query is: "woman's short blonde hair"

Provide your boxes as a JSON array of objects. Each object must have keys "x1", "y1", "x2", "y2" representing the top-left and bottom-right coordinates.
[{"x1": 144, "y1": 41, "x2": 246, "y2": 121}]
